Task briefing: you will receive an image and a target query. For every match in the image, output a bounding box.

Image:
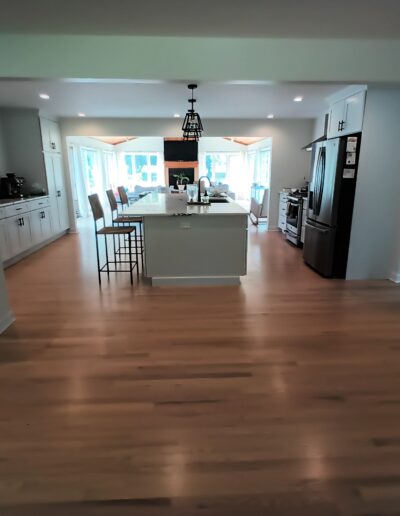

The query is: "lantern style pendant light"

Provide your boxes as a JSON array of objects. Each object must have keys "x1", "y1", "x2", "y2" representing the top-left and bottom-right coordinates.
[{"x1": 182, "y1": 84, "x2": 204, "y2": 141}]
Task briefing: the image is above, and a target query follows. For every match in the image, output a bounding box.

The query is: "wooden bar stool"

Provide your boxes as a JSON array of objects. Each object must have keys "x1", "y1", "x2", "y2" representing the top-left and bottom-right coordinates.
[
  {"x1": 106, "y1": 189, "x2": 144, "y2": 270},
  {"x1": 88, "y1": 194, "x2": 139, "y2": 286}
]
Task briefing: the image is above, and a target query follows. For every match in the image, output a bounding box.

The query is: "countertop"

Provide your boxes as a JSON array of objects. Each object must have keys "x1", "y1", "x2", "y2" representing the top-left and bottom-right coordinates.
[
  {"x1": 0, "y1": 195, "x2": 49, "y2": 207},
  {"x1": 124, "y1": 193, "x2": 249, "y2": 217}
]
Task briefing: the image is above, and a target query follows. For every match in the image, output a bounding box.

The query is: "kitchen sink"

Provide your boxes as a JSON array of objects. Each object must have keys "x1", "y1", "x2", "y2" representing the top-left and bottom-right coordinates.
[{"x1": 209, "y1": 197, "x2": 229, "y2": 203}]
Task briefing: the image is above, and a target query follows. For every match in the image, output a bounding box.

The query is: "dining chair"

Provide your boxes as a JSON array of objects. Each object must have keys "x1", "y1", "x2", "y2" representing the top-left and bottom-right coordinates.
[{"x1": 88, "y1": 193, "x2": 139, "y2": 285}]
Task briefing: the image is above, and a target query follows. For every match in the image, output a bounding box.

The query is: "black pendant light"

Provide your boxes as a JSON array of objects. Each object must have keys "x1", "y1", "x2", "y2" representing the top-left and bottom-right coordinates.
[{"x1": 182, "y1": 84, "x2": 204, "y2": 141}]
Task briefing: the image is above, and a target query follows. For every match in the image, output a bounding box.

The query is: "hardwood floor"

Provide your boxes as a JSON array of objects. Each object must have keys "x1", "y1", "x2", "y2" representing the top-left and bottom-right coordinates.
[{"x1": 1, "y1": 223, "x2": 400, "y2": 515}]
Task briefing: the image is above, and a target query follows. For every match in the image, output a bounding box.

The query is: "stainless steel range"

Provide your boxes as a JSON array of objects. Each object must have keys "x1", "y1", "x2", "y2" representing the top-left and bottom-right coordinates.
[{"x1": 286, "y1": 193, "x2": 307, "y2": 247}]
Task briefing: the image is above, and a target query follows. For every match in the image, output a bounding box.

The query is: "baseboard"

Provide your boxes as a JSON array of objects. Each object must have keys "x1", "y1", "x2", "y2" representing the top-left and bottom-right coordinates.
[
  {"x1": 3, "y1": 230, "x2": 68, "y2": 269},
  {"x1": 389, "y1": 271, "x2": 400, "y2": 284},
  {"x1": 0, "y1": 310, "x2": 15, "y2": 334},
  {"x1": 151, "y1": 276, "x2": 241, "y2": 287}
]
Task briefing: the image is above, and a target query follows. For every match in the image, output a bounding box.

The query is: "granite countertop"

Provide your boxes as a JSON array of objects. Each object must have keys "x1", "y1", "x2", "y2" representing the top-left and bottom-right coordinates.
[
  {"x1": 124, "y1": 193, "x2": 249, "y2": 217},
  {"x1": 0, "y1": 195, "x2": 49, "y2": 207}
]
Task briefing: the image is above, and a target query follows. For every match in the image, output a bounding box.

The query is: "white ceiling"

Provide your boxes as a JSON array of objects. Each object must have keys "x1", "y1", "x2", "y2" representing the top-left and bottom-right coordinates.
[
  {"x1": 0, "y1": 80, "x2": 350, "y2": 119},
  {"x1": 1, "y1": 0, "x2": 400, "y2": 39}
]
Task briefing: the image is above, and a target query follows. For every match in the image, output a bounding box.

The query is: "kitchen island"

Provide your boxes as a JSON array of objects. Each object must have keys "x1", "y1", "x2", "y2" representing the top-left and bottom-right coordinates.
[{"x1": 124, "y1": 193, "x2": 248, "y2": 286}]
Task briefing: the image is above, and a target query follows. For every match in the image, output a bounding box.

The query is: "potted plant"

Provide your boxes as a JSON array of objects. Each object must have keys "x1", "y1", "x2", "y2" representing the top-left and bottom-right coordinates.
[{"x1": 173, "y1": 172, "x2": 190, "y2": 192}]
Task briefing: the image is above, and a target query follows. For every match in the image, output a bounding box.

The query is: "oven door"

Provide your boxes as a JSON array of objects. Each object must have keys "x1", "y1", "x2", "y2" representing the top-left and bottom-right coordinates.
[{"x1": 286, "y1": 200, "x2": 300, "y2": 235}]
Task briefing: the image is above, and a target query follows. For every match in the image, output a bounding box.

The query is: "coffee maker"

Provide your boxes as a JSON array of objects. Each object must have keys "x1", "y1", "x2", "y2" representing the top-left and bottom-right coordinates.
[{"x1": 0, "y1": 173, "x2": 25, "y2": 198}]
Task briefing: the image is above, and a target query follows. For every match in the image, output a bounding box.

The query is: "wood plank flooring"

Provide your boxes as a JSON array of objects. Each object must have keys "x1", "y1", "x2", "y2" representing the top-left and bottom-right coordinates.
[{"x1": 1, "y1": 222, "x2": 400, "y2": 515}]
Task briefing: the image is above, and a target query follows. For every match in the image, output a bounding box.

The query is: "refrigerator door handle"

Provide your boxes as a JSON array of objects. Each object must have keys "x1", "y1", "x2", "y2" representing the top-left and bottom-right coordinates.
[
  {"x1": 315, "y1": 147, "x2": 326, "y2": 216},
  {"x1": 305, "y1": 221, "x2": 330, "y2": 234}
]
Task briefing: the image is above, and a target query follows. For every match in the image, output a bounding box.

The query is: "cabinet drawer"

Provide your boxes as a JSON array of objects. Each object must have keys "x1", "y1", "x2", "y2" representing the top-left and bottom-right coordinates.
[
  {"x1": 4, "y1": 202, "x2": 30, "y2": 218},
  {"x1": 28, "y1": 197, "x2": 50, "y2": 211}
]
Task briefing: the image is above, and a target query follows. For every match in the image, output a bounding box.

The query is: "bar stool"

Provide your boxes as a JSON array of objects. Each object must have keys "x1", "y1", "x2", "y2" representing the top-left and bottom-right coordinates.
[
  {"x1": 88, "y1": 193, "x2": 139, "y2": 286},
  {"x1": 106, "y1": 189, "x2": 144, "y2": 270}
]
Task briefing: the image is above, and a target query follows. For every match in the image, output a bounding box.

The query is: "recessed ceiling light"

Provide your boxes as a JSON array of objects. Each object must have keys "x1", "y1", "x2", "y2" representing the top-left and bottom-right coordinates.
[
  {"x1": 39, "y1": 93, "x2": 50, "y2": 100},
  {"x1": 78, "y1": 113, "x2": 86, "y2": 117},
  {"x1": 293, "y1": 96, "x2": 303, "y2": 102},
  {"x1": 267, "y1": 114, "x2": 274, "y2": 119},
  {"x1": 173, "y1": 113, "x2": 180, "y2": 118}
]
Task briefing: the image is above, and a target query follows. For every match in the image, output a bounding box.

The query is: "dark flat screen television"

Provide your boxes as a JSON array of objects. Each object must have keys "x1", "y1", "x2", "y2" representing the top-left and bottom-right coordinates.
[{"x1": 164, "y1": 140, "x2": 198, "y2": 161}]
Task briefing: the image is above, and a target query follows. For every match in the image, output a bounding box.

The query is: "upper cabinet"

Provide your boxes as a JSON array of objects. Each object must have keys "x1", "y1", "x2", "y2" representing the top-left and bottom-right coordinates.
[
  {"x1": 327, "y1": 90, "x2": 366, "y2": 139},
  {"x1": 40, "y1": 117, "x2": 62, "y2": 153}
]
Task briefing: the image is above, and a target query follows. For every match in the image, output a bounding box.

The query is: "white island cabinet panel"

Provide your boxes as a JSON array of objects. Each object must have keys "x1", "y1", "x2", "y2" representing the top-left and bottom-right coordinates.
[{"x1": 124, "y1": 193, "x2": 248, "y2": 286}]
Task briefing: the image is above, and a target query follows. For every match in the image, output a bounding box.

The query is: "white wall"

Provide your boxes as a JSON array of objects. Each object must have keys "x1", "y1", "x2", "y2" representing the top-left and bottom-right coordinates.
[
  {"x1": 3, "y1": 34, "x2": 400, "y2": 83},
  {"x1": 115, "y1": 137, "x2": 163, "y2": 153},
  {"x1": 0, "y1": 112, "x2": 8, "y2": 174},
  {"x1": 198, "y1": 137, "x2": 246, "y2": 153},
  {"x1": 0, "y1": 108, "x2": 47, "y2": 192},
  {"x1": 61, "y1": 118, "x2": 313, "y2": 230},
  {"x1": 0, "y1": 264, "x2": 14, "y2": 334},
  {"x1": 347, "y1": 88, "x2": 400, "y2": 280}
]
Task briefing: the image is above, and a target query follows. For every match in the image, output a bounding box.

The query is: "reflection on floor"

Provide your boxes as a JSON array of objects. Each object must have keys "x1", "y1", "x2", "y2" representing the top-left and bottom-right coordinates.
[{"x1": 1, "y1": 225, "x2": 400, "y2": 515}]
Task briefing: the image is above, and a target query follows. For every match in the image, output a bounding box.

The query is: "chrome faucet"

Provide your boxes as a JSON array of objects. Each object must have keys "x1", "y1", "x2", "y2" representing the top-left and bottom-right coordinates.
[{"x1": 197, "y1": 175, "x2": 211, "y2": 203}]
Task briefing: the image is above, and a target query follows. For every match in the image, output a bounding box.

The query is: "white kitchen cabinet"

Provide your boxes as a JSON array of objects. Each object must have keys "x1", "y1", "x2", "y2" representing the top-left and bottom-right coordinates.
[
  {"x1": 44, "y1": 153, "x2": 69, "y2": 234},
  {"x1": 0, "y1": 219, "x2": 10, "y2": 261},
  {"x1": 40, "y1": 118, "x2": 62, "y2": 153},
  {"x1": 30, "y1": 207, "x2": 52, "y2": 246},
  {"x1": 278, "y1": 192, "x2": 288, "y2": 232},
  {"x1": 5, "y1": 214, "x2": 32, "y2": 258},
  {"x1": 327, "y1": 90, "x2": 366, "y2": 139}
]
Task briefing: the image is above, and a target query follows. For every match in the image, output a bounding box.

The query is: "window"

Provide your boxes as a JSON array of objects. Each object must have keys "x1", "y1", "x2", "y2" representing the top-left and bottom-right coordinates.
[
  {"x1": 256, "y1": 148, "x2": 271, "y2": 187},
  {"x1": 121, "y1": 153, "x2": 163, "y2": 188},
  {"x1": 204, "y1": 153, "x2": 241, "y2": 184},
  {"x1": 81, "y1": 148, "x2": 102, "y2": 195}
]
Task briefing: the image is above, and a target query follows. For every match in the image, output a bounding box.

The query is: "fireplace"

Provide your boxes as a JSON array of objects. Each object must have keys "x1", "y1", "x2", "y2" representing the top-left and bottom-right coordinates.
[
  {"x1": 168, "y1": 168, "x2": 195, "y2": 188},
  {"x1": 164, "y1": 160, "x2": 199, "y2": 188}
]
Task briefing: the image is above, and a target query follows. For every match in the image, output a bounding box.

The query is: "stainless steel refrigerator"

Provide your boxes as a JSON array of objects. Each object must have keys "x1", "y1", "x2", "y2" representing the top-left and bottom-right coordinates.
[{"x1": 303, "y1": 134, "x2": 361, "y2": 278}]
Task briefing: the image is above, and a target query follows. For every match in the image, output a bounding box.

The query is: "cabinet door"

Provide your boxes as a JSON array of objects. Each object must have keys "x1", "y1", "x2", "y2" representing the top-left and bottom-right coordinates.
[
  {"x1": 40, "y1": 207, "x2": 52, "y2": 241},
  {"x1": 44, "y1": 153, "x2": 61, "y2": 234},
  {"x1": 0, "y1": 219, "x2": 10, "y2": 261},
  {"x1": 40, "y1": 118, "x2": 52, "y2": 152},
  {"x1": 49, "y1": 120, "x2": 62, "y2": 152},
  {"x1": 30, "y1": 209, "x2": 43, "y2": 246},
  {"x1": 52, "y1": 154, "x2": 70, "y2": 231},
  {"x1": 343, "y1": 90, "x2": 365, "y2": 135},
  {"x1": 6, "y1": 216, "x2": 23, "y2": 257},
  {"x1": 18, "y1": 215, "x2": 32, "y2": 253},
  {"x1": 327, "y1": 99, "x2": 345, "y2": 139}
]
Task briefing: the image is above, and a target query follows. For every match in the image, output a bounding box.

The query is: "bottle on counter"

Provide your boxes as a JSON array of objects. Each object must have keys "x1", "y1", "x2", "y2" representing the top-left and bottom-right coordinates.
[{"x1": 202, "y1": 189, "x2": 209, "y2": 204}]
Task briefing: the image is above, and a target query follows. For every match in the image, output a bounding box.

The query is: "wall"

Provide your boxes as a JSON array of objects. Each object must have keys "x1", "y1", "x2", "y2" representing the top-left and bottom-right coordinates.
[
  {"x1": 61, "y1": 118, "x2": 313, "y2": 230},
  {"x1": 0, "y1": 112, "x2": 8, "y2": 174},
  {"x1": 0, "y1": 264, "x2": 13, "y2": 334},
  {"x1": 199, "y1": 137, "x2": 247, "y2": 153},
  {"x1": 2, "y1": 34, "x2": 400, "y2": 83},
  {"x1": 347, "y1": 87, "x2": 400, "y2": 280},
  {"x1": 0, "y1": 108, "x2": 47, "y2": 193},
  {"x1": 115, "y1": 137, "x2": 163, "y2": 153}
]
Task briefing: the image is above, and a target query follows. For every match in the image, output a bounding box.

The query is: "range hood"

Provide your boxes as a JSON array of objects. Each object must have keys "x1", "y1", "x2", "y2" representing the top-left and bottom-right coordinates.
[{"x1": 302, "y1": 113, "x2": 328, "y2": 150}]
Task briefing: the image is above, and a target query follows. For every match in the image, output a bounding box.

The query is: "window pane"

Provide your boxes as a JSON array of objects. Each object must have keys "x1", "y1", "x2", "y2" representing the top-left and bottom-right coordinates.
[
  {"x1": 151, "y1": 172, "x2": 157, "y2": 182},
  {"x1": 150, "y1": 155, "x2": 157, "y2": 166},
  {"x1": 135, "y1": 154, "x2": 148, "y2": 173},
  {"x1": 124, "y1": 155, "x2": 133, "y2": 177}
]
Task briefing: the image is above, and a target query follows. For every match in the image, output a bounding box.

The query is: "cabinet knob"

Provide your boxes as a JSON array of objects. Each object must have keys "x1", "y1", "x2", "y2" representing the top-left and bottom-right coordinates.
[{"x1": 57, "y1": 190, "x2": 61, "y2": 197}]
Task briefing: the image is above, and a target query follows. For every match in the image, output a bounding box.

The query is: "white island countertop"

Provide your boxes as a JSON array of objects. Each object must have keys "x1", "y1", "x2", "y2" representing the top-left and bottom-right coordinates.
[{"x1": 124, "y1": 193, "x2": 248, "y2": 217}]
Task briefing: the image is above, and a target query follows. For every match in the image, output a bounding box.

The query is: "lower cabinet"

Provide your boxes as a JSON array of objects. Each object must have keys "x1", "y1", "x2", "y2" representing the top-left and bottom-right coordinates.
[
  {"x1": 44, "y1": 153, "x2": 70, "y2": 234},
  {"x1": 30, "y1": 207, "x2": 52, "y2": 246},
  {"x1": 0, "y1": 219, "x2": 9, "y2": 261},
  {"x1": 1, "y1": 197, "x2": 64, "y2": 265},
  {"x1": 278, "y1": 192, "x2": 288, "y2": 231},
  {"x1": 5, "y1": 214, "x2": 32, "y2": 258}
]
